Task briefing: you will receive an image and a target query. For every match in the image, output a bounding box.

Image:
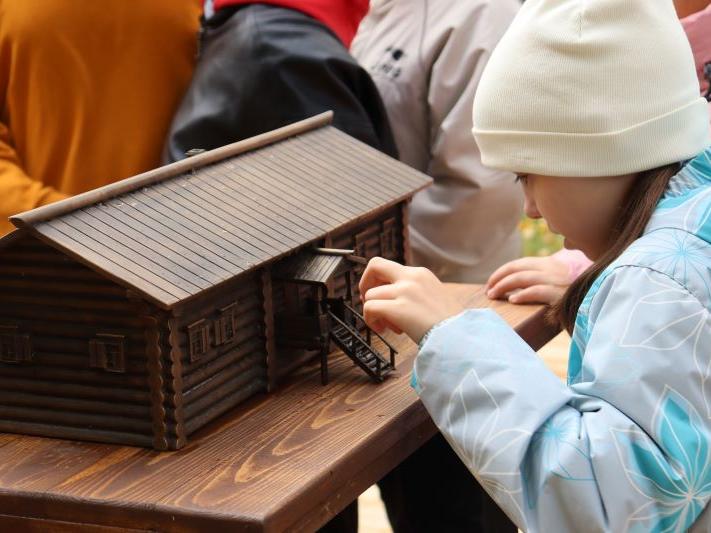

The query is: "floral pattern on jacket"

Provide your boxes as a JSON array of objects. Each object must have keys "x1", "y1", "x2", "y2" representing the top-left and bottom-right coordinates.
[{"x1": 414, "y1": 146, "x2": 711, "y2": 532}]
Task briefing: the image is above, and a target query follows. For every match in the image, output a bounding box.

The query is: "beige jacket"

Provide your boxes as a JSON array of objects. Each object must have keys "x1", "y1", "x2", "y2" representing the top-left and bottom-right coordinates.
[{"x1": 352, "y1": 0, "x2": 523, "y2": 282}]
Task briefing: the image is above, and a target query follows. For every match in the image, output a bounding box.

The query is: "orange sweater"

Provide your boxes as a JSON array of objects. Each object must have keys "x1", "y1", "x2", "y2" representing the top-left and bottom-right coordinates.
[{"x1": 0, "y1": 1, "x2": 201, "y2": 235}]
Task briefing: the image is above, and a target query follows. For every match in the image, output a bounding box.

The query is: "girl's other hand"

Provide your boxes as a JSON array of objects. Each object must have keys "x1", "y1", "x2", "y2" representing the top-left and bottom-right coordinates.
[
  {"x1": 485, "y1": 256, "x2": 570, "y2": 305},
  {"x1": 359, "y1": 257, "x2": 464, "y2": 344}
]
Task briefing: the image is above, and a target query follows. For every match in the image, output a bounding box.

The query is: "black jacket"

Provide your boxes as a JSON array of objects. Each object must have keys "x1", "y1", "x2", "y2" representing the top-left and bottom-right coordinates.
[{"x1": 163, "y1": 4, "x2": 397, "y2": 162}]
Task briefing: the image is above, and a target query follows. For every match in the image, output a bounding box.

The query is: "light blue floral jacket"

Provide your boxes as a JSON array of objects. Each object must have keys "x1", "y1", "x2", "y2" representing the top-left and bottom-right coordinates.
[{"x1": 414, "y1": 147, "x2": 711, "y2": 532}]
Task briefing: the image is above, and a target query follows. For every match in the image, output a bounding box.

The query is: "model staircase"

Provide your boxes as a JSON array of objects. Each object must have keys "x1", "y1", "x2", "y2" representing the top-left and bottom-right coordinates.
[{"x1": 327, "y1": 301, "x2": 396, "y2": 382}]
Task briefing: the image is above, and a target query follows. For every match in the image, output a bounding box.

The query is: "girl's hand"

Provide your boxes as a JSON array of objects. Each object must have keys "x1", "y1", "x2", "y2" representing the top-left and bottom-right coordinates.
[
  {"x1": 359, "y1": 257, "x2": 464, "y2": 343},
  {"x1": 485, "y1": 256, "x2": 570, "y2": 305}
]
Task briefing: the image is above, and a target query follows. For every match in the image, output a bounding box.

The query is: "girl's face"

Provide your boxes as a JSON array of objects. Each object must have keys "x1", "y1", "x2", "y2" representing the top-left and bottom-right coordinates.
[{"x1": 518, "y1": 173, "x2": 638, "y2": 260}]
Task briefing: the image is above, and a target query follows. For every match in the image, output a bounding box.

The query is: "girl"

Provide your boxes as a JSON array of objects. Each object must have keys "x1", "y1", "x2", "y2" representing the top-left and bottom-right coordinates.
[
  {"x1": 359, "y1": 0, "x2": 711, "y2": 531},
  {"x1": 485, "y1": 0, "x2": 711, "y2": 307}
]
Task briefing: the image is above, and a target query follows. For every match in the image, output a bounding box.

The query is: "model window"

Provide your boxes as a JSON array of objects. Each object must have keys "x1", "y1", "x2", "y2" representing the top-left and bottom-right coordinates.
[
  {"x1": 0, "y1": 326, "x2": 31, "y2": 364},
  {"x1": 89, "y1": 334, "x2": 125, "y2": 373},
  {"x1": 188, "y1": 319, "x2": 210, "y2": 361},
  {"x1": 0, "y1": 333, "x2": 16, "y2": 363},
  {"x1": 380, "y1": 218, "x2": 398, "y2": 257},
  {"x1": 214, "y1": 303, "x2": 237, "y2": 345}
]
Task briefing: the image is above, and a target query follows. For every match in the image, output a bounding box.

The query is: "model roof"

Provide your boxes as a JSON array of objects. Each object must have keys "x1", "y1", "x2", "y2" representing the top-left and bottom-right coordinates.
[{"x1": 6, "y1": 113, "x2": 431, "y2": 309}]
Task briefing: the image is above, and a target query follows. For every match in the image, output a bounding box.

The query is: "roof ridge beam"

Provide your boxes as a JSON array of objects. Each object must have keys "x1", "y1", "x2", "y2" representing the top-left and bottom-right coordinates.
[{"x1": 11, "y1": 111, "x2": 334, "y2": 228}]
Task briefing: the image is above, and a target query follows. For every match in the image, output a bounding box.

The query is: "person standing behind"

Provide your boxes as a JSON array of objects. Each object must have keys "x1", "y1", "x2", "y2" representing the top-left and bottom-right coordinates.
[
  {"x1": 352, "y1": 0, "x2": 523, "y2": 285},
  {"x1": 163, "y1": 0, "x2": 396, "y2": 163},
  {"x1": 351, "y1": 1, "x2": 522, "y2": 531},
  {"x1": 0, "y1": 1, "x2": 202, "y2": 236}
]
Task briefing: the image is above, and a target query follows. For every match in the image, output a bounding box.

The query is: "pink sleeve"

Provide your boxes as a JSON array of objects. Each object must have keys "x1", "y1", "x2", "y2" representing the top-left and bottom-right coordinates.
[
  {"x1": 681, "y1": 4, "x2": 711, "y2": 96},
  {"x1": 552, "y1": 248, "x2": 593, "y2": 282}
]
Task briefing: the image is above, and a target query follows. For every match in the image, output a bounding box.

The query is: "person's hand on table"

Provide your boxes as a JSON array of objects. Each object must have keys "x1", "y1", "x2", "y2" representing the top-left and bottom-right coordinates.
[
  {"x1": 485, "y1": 256, "x2": 570, "y2": 305},
  {"x1": 359, "y1": 257, "x2": 464, "y2": 344}
]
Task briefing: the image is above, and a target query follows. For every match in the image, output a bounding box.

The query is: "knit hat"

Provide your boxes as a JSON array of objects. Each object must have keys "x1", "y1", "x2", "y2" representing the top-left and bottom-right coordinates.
[{"x1": 472, "y1": 0, "x2": 711, "y2": 177}]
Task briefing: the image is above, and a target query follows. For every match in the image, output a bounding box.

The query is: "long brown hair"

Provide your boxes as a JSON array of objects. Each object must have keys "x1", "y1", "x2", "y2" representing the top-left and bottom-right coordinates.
[{"x1": 550, "y1": 163, "x2": 681, "y2": 334}]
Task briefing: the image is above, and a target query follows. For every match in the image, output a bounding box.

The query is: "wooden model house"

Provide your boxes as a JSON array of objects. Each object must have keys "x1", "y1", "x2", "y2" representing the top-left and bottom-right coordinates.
[{"x1": 0, "y1": 113, "x2": 431, "y2": 450}]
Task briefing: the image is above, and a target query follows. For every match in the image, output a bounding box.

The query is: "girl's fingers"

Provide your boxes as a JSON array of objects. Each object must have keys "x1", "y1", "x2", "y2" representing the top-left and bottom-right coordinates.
[
  {"x1": 362, "y1": 299, "x2": 403, "y2": 335},
  {"x1": 386, "y1": 321, "x2": 403, "y2": 335},
  {"x1": 363, "y1": 283, "x2": 398, "y2": 302},
  {"x1": 508, "y1": 284, "x2": 566, "y2": 305},
  {"x1": 359, "y1": 261, "x2": 448, "y2": 342},
  {"x1": 359, "y1": 257, "x2": 406, "y2": 296},
  {"x1": 487, "y1": 270, "x2": 555, "y2": 299},
  {"x1": 486, "y1": 257, "x2": 547, "y2": 289},
  {"x1": 367, "y1": 317, "x2": 387, "y2": 334}
]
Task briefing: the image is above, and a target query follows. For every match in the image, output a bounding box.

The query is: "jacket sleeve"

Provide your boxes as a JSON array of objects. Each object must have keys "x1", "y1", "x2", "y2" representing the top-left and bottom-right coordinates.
[
  {"x1": 414, "y1": 266, "x2": 711, "y2": 532},
  {"x1": 0, "y1": 120, "x2": 66, "y2": 232}
]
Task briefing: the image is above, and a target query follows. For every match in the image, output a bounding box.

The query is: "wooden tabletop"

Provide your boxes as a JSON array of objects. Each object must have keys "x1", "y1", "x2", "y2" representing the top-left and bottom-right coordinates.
[{"x1": 0, "y1": 285, "x2": 560, "y2": 532}]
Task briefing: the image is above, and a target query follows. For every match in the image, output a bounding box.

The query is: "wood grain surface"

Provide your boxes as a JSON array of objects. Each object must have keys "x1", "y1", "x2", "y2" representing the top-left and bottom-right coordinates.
[{"x1": 0, "y1": 285, "x2": 559, "y2": 532}]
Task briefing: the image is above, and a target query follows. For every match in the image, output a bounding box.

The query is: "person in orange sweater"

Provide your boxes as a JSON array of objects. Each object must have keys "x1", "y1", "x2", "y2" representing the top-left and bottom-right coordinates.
[
  {"x1": 0, "y1": 1, "x2": 202, "y2": 236},
  {"x1": 163, "y1": 0, "x2": 396, "y2": 163}
]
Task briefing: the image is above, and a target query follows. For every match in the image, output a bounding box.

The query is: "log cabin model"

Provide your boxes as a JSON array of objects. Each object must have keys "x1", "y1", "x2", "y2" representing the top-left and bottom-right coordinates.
[{"x1": 0, "y1": 112, "x2": 432, "y2": 449}]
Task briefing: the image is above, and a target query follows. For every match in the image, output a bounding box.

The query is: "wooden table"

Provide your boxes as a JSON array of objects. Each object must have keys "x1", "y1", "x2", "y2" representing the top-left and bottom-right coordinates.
[{"x1": 0, "y1": 285, "x2": 560, "y2": 532}]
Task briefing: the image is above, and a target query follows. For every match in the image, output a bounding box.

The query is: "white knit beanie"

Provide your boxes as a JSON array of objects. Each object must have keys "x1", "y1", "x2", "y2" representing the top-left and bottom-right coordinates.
[{"x1": 472, "y1": 0, "x2": 711, "y2": 177}]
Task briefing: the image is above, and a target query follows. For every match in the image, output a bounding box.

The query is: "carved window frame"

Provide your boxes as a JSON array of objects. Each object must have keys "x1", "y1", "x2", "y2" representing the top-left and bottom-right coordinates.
[
  {"x1": 0, "y1": 325, "x2": 31, "y2": 364},
  {"x1": 89, "y1": 334, "x2": 125, "y2": 373},
  {"x1": 380, "y1": 218, "x2": 398, "y2": 257},
  {"x1": 188, "y1": 319, "x2": 210, "y2": 362},
  {"x1": 214, "y1": 303, "x2": 237, "y2": 346}
]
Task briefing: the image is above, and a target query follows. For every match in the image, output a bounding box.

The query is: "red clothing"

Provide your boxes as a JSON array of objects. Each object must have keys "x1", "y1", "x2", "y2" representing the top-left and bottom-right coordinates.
[{"x1": 213, "y1": 0, "x2": 369, "y2": 47}]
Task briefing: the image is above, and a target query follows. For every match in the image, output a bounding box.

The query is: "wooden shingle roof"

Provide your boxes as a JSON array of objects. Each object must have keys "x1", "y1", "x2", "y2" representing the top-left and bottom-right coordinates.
[
  {"x1": 8, "y1": 113, "x2": 431, "y2": 309},
  {"x1": 276, "y1": 251, "x2": 350, "y2": 285}
]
